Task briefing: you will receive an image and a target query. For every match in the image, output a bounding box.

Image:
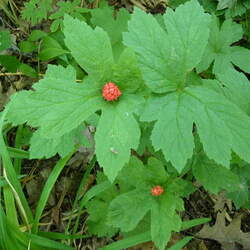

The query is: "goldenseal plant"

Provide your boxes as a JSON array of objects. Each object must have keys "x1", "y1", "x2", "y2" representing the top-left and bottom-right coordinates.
[{"x1": 4, "y1": 0, "x2": 250, "y2": 248}]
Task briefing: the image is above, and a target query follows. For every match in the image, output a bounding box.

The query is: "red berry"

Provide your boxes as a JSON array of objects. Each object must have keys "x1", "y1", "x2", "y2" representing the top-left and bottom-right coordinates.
[
  {"x1": 151, "y1": 185, "x2": 164, "y2": 196},
  {"x1": 102, "y1": 82, "x2": 122, "y2": 101}
]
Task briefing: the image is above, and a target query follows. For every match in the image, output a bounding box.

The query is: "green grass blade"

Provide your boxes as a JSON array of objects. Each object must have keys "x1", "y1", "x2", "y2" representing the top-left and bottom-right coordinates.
[
  {"x1": 65, "y1": 156, "x2": 96, "y2": 235},
  {"x1": 0, "y1": 112, "x2": 33, "y2": 224},
  {"x1": 3, "y1": 186, "x2": 19, "y2": 226},
  {"x1": 39, "y1": 231, "x2": 89, "y2": 240},
  {"x1": 181, "y1": 217, "x2": 211, "y2": 231},
  {"x1": 13, "y1": 125, "x2": 24, "y2": 173},
  {"x1": 32, "y1": 151, "x2": 74, "y2": 233},
  {"x1": 28, "y1": 234, "x2": 74, "y2": 250},
  {"x1": 0, "y1": 175, "x2": 26, "y2": 187},
  {"x1": 8, "y1": 146, "x2": 29, "y2": 159},
  {"x1": 73, "y1": 180, "x2": 111, "y2": 234},
  {"x1": 168, "y1": 236, "x2": 193, "y2": 250},
  {"x1": 100, "y1": 231, "x2": 151, "y2": 250}
]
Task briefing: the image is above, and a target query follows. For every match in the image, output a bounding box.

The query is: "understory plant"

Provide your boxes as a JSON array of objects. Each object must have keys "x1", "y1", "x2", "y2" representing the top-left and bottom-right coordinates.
[{"x1": 1, "y1": 0, "x2": 250, "y2": 249}]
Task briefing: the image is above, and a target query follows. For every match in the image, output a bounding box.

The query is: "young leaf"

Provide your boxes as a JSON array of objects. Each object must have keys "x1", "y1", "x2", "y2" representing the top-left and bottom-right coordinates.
[
  {"x1": 146, "y1": 157, "x2": 169, "y2": 184},
  {"x1": 6, "y1": 65, "x2": 103, "y2": 138},
  {"x1": 123, "y1": 0, "x2": 210, "y2": 93},
  {"x1": 192, "y1": 152, "x2": 240, "y2": 194},
  {"x1": 108, "y1": 187, "x2": 153, "y2": 232},
  {"x1": 151, "y1": 194, "x2": 182, "y2": 250},
  {"x1": 141, "y1": 86, "x2": 250, "y2": 172},
  {"x1": 113, "y1": 48, "x2": 144, "y2": 93},
  {"x1": 197, "y1": 16, "x2": 250, "y2": 74},
  {"x1": 63, "y1": 14, "x2": 114, "y2": 81},
  {"x1": 95, "y1": 99, "x2": 141, "y2": 182}
]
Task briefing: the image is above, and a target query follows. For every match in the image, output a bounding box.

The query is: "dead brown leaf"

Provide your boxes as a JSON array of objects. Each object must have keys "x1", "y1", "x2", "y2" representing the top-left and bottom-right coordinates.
[{"x1": 196, "y1": 210, "x2": 250, "y2": 250}]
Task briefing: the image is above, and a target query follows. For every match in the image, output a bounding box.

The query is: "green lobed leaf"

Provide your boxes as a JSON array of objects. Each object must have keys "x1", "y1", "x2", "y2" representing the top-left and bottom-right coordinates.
[
  {"x1": 141, "y1": 86, "x2": 250, "y2": 172},
  {"x1": 6, "y1": 65, "x2": 103, "y2": 138},
  {"x1": 21, "y1": 0, "x2": 53, "y2": 25},
  {"x1": 117, "y1": 156, "x2": 147, "y2": 189},
  {"x1": 123, "y1": 0, "x2": 210, "y2": 93},
  {"x1": 151, "y1": 194, "x2": 182, "y2": 250},
  {"x1": 113, "y1": 48, "x2": 144, "y2": 93},
  {"x1": 63, "y1": 14, "x2": 114, "y2": 81},
  {"x1": 141, "y1": 93, "x2": 194, "y2": 172},
  {"x1": 163, "y1": 0, "x2": 210, "y2": 72},
  {"x1": 91, "y1": 3, "x2": 130, "y2": 59},
  {"x1": 29, "y1": 124, "x2": 88, "y2": 159},
  {"x1": 192, "y1": 152, "x2": 240, "y2": 194},
  {"x1": 227, "y1": 164, "x2": 250, "y2": 209},
  {"x1": 146, "y1": 157, "x2": 169, "y2": 184},
  {"x1": 123, "y1": 8, "x2": 174, "y2": 93},
  {"x1": 95, "y1": 98, "x2": 141, "y2": 182},
  {"x1": 230, "y1": 46, "x2": 250, "y2": 74},
  {"x1": 197, "y1": 16, "x2": 250, "y2": 74},
  {"x1": 108, "y1": 187, "x2": 153, "y2": 232}
]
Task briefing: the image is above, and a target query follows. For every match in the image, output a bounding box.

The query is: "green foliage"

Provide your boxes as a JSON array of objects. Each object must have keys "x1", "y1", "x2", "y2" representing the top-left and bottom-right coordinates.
[
  {"x1": 197, "y1": 16, "x2": 250, "y2": 74},
  {"x1": 0, "y1": 30, "x2": 11, "y2": 51},
  {"x1": 49, "y1": 0, "x2": 89, "y2": 32},
  {"x1": 21, "y1": 0, "x2": 53, "y2": 25},
  {"x1": 29, "y1": 124, "x2": 89, "y2": 159},
  {"x1": 141, "y1": 84, "x2": 250, "y2": 173},
  {"x1": 90, "y1": 3, "x2": 130, "y2": 59},
  {"x1": 86, "y1": 173, "x2": 119, "y2": 237},
  {"x1": 86, "y1": 156, "x2": 193, "y2": 250},
  {"x1": 192, "y1": 151, "x2": 240, "y2": 194},
  {"x1": 124, "y1": 0, "x2": 211, "y2": 93},
  {"x1": 2, "y1": 0, "x2": 250, "y2": 249},
  {"x1": 227, "y1": 162, "x2": 250, "y2": 209}
]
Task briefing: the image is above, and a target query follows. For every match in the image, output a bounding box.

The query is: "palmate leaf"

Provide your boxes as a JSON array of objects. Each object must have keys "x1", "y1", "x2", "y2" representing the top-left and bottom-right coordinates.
[
  {"x1": 7, "y1": 15, "x2": 142, "y2": 182},
  {"x1": 63, "y1": 15, "x2": 143, "y2": 181},
  {"x1": 6, "y1": 65, "x2": 103, "y2": 139},
  {"x1": 123, "y1": 0, "x2": 210, "y2": 93},
  {"x1": 141, "y1": 86, "x2": 250, "y2": 172},
  {"x1": 197, "y1": 16, "x2": 250, "y2": 74},
  {"x1": 107, "y1": 157, "x2": 186, "y2": 250}
]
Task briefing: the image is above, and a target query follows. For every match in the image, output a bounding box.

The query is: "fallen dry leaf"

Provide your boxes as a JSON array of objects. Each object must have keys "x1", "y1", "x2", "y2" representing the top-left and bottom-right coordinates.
[{"x1": 196, "y1": 210, "x2": 250, "y2": 250}]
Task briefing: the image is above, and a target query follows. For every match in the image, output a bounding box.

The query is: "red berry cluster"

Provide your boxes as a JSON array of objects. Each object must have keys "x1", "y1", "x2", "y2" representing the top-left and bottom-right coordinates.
[
  {"x1": 102, "y1": 82, "x2": 122, "y2": 101},
  {"x1": 151, "y1": 185, "x2": 164, "y2": 196}
]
